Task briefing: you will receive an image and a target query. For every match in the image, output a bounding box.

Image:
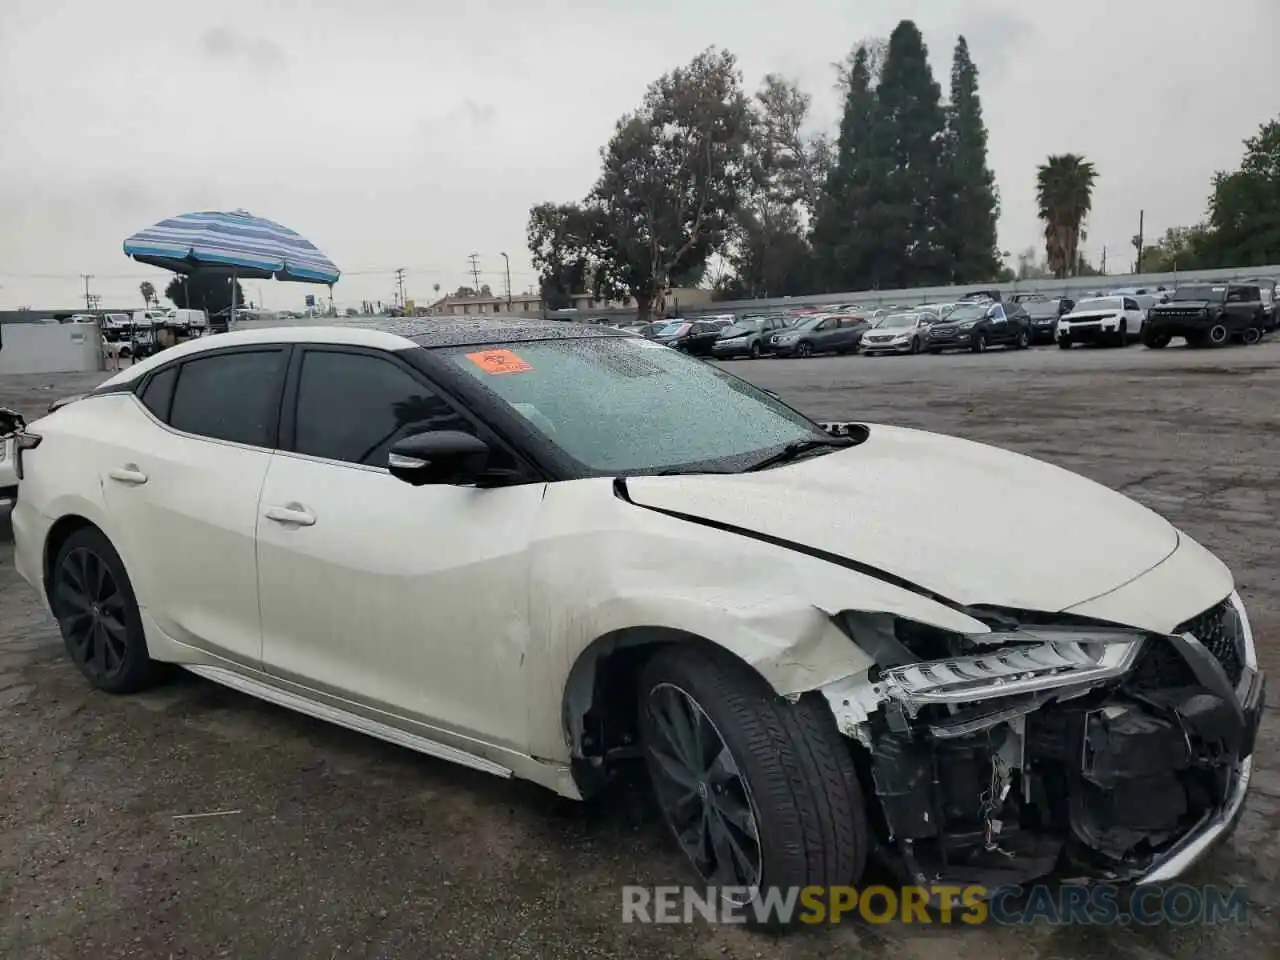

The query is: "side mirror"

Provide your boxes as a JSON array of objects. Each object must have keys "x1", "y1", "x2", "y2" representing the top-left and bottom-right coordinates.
[
  {"x1": 0, "y1": 407, "x2": 26, "y2": 438},
  {"x1": 388, "y1": 430, "x2": 490, "y2": 486}
]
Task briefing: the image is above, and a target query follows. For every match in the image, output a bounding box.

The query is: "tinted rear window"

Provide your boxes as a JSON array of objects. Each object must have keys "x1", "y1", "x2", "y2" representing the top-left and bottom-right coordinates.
[
  {"x1": 140, "y1": 366, "x2": 178, "y2": 420},
  {"x1": 169, "y1": 350, "x2": 283, "y2": 447}
]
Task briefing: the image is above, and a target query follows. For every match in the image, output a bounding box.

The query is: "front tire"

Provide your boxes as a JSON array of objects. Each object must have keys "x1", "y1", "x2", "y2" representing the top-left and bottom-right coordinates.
[
  {"x1": 1207, "y1": 323, "x2": 1229, "y2": 347},
  {"x1": 638, "y1": 646, "x2": 868, "y2": 918},
  {"x1": 1014, "y1": 328, "x2": 1029, "y2": 350},
  {"x1": 972, "y1": 332, "x2": 988, "y2": 353},
  {"x1": 749, "y1": 341, "x2": 762, "y2": 359},
  {"x1": 50, "y1": 526, "x2": 161, "y2": 694},
  {"x1": 1143, "y1": 333, "x2": 1171, "y2": 349},
  {"x1": 794, "y1": 341, "x2": 813, "y2": 359},
  {"x1": 1243, "y1": 327, "x2": 1262, "y2": 345},
  {"x1": 1115, "y1": 321, "x2": 1128, "y2": 347},
  {"x1": 1058, "y1": 338, "x2": 1072, "y2": 350}
]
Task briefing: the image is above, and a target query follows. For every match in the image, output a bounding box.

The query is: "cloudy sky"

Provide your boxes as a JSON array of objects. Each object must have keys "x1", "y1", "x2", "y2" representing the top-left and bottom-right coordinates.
[{"x1": 1, "y1": 0, "x2": 1276, "y2": 311}]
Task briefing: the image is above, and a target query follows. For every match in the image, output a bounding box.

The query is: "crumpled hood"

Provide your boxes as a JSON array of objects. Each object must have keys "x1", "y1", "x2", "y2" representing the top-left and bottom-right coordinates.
[{"x1": 623, "y1": 424, "x2": 1181, "y2": 612}]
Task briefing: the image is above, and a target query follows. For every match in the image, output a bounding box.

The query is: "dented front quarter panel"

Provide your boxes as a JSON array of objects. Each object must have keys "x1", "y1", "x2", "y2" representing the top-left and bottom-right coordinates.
[{"x1": 523, "y1": 478, "x2": 988, "y2": 762}]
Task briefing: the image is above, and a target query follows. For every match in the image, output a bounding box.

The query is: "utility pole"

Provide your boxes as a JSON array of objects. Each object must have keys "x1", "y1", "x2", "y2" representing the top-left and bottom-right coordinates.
[
  {"x1": 1132, "y1": 210, "x2": 1144, "y2": 274},
  {"x1": 1101, "y1": 246, "x2": 1107, "y2": 274},
  {"x1": 80, "y1": 273, "x2": 94, "y2": 311},
  {"x1": 467, "y1": 253, "x2": 481, "y2": 292},
  {"x1": 499, "y1": 252, "x2": 512, "y2": 309},
  {"x1": 394, "y1": 268, "x2": 406, "y2": 308}
]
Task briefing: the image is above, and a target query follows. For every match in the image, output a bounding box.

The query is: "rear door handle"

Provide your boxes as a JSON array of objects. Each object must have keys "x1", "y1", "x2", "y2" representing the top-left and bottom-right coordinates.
[
  {"x1": 264, "y1": 504, "x2": 316, "y2": 527},
  {"x1": 108, "y1": 465, "x2": 148, "y2": 485}
]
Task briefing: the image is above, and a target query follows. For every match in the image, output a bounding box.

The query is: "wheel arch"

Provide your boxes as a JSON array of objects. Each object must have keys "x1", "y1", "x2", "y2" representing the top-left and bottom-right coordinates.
[
  {"x1": 560, "y1": 625, "x2": 774, "y2": 798},
  {"x1": 42, "y1": 513, "x2": 101, "y2": 597}
]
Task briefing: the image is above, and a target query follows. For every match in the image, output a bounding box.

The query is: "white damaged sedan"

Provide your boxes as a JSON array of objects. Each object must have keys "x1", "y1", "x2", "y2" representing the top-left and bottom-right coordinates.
[{"x1": 8, "y1": 318, "x2": 1264, "y2": 910}]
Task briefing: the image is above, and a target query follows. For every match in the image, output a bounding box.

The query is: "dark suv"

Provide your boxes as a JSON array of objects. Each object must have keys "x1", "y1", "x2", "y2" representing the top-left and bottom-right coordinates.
[
  {"x1": 1144, "y1": 283, "x2": 1270, "y2": 348},
  {"x1": 925, "y1": 301, "x2": 1031, "y2": 353}
]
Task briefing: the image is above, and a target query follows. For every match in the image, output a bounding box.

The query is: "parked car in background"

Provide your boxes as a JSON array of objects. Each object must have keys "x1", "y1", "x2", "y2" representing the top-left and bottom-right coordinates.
[
  {"x1": 769, "y1": 314, "x2": 869, "y2": 358},
  {"x1": 860, "y1": 312, "x2": 930, "y2": 355},
  {"x1": 654, "y1": 320, "x2": 723, "y2": 356},
  {"x1": 1057, "y1": 297, "x2": 1146, "y2": 349},
  {"x1": 1144, "y1": 283, "x2": 1270, "y2": 348},
  {"x1": 1023, "y1": 298, "x2": 1073, "y2": 344},
  {"x1": 711, "y1": 315, "x2": 790, "y2": 360},
  {"x1": 0, "y1": 406, "x2": 21, "y2": 505},
  {"x1": 925, "y1": 301, "x2": 1030, "y2": 353},
  {"x1": 1239, "y1": 277, "x2": 1278, "y2": 331}
]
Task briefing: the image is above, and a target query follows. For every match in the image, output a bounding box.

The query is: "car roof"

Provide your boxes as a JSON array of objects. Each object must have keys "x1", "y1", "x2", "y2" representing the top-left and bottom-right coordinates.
[{"x1": 96, "y1": 318, "x2": 628, "y2": 388}]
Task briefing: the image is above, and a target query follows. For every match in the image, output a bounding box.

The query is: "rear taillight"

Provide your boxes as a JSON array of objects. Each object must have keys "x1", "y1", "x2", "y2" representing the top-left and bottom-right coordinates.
[{"x1": 14, "y1": 432, "x2": 41, "y2": 480}]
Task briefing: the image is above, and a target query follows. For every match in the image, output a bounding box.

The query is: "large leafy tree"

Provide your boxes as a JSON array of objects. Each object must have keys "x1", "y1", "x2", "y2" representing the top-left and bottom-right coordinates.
[
  {"x1": 752, "y1": 74, "x2": 831, "y2": 218},
  {"x1": 862, "y1": 20, "x2": 950, "y2": 288},
  {"x1": 165, "y1": 271, "x2": 246, "y2": 316},
  {"x1": 940, "y1": 36, "x2": 1001, "y2": 282},
  {"x1": 526, "y1": 202, "x2": 599, "y2": 309},
  {"x1": 809, "y1": 43, "x2": 879, "y2": 290},
  {"x1": 587, "y1": 47, "x2": 755, "y2": 320},
  {"x1": 1035, "y1": 154, "x2": 1098, "y2": 278},
  {"x1": 1196, "y1": 118, "x2": 1280, "y2": 267}
]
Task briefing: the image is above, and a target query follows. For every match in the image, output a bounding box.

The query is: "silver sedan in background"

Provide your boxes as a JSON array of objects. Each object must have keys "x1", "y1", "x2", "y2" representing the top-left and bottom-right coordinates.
[{"x1": 859, "y1": 311, "x2": 932, "y2": 355}]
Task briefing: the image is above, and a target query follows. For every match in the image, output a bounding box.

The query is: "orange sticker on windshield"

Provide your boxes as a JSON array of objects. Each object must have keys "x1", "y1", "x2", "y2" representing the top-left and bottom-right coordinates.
[{"x1": 465, "y1": 348, "x2": 532, "y2": 375}]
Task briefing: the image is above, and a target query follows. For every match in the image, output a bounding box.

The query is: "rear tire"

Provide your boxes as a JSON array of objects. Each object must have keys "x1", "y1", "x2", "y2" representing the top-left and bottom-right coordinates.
[
  {"x1": 49, "y1": 526, "x2": 162, "y2": 694},
  {"x1": 638, "y1": 646, "x2": 868, "y2": 926},
  {"x1": 1243, "y1": 327, "x2": 1262, "y2": 345},
  {"x1": 1143, "y1": 333, "x2": 1171, "y2": 349},
  {"x1": 1058, "y1": 338, "x2": 1072, "y2": 350}
]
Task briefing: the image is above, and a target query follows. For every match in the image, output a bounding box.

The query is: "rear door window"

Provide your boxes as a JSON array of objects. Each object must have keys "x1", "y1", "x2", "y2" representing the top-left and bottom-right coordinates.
[{"x1": 168, "y1": 350, "x2": 285, "y2": 447}]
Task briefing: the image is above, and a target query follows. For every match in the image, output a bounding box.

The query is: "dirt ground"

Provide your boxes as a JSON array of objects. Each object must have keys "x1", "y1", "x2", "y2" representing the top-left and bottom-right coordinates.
[{"x1": 1, "y1": 342, "x2": 1278, "y2": 959}]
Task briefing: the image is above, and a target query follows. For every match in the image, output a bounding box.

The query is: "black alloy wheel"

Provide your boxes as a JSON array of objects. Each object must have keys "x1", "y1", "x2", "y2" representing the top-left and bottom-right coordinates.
[
  {"x1": 972, "y1": 332, "x2": 988, "y2": 353},
  {"x1": 749, "y1": 341, "x2": 762, "y2": 359},
  {"x1": 1015, "y1": 328, "x2": 1029, "y2": 349},
  {"x1": 644, "y1": 681, "x2": 763, "y2": 894},
  {"x1": 1243, "y1": 327, "x2": 1262, "y2": 345},
  {"x1": 51, "y1": 527, "x2": 159, "y2": 693},
  {"x1": 795, "y1": 341, "x2": 813, "y2": 359},
  {"x1": 1208, "y1": 323, "x2": 1229, "y2": 347}
]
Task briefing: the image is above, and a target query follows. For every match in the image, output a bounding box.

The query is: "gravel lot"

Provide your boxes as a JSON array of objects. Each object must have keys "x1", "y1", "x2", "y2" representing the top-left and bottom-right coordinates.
[{"x1": 1, "y1": 342, "x2": 1278, "y2": 959}]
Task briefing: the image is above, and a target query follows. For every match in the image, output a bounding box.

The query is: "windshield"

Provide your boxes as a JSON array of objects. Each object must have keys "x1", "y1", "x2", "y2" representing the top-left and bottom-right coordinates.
[
  {"x1": 1174, "y1": 285, "x2": 1226, "y2": 302},
  {"x1": 1073, "y1": 298, "x2": 1123, "y2": 313},
  {"x1": 721, "y1": 318, "x2": 763, "y2": 336},
  {"x1": 942, "y1": 304, "x2": 986, "y2": 323},
  {"x1": 876, "y1": 313, "x2": 917, "y2": 328},
  {"x1": 791, "y1": 315, "x2": 825, "y2": 331},
  {"x1": 445, "y1": 337, "x2": 830, "y2": 474},
  {"x1": 654, "y1": 322, "x2": 689, "y2": 337}
]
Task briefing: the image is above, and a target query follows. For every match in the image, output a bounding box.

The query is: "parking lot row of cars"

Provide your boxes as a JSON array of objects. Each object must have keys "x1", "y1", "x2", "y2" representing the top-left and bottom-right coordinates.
[{"x1": 611, "y1": 278, "x2": 1279, "y2": 359}]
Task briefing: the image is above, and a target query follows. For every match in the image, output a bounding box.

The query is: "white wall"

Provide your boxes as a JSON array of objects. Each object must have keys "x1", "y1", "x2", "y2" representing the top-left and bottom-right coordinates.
[{"x1": 0, "y1": 323, "x2": 103, "y2": 375}]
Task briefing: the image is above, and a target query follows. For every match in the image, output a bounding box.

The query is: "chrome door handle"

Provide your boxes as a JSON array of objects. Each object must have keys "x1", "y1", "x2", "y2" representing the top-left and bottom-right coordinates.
[
  {"x1": 264, "y1": 504, "x2": 316, "y2": 527},
  {"x1": 108, "y1": 465, "x2": 148, "y2": 485}
]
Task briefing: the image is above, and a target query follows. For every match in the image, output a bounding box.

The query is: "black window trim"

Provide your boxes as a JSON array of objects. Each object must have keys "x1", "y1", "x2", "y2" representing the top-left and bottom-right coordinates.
[
  {"x1": 128, "y1": 343, "x2": 293, "y2": 451},
  {"x1": 277, "y1": 343, "x2": 540, "y2": 480}
]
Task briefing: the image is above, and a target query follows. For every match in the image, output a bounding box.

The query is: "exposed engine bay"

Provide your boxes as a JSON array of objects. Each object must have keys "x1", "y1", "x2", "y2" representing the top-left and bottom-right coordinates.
[{"x1": 821, "y1": 598, "x2": 1263, "y2": 889}]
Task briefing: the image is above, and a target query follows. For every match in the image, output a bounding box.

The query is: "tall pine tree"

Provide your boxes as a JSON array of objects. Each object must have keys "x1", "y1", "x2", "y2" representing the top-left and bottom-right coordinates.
[
  {"x1": 942, "y1": 36, "x2": 1001, "y2": 282},
  {"x1": 810, "y1": 44, "x2": 879, "y2": 290},
  {"x1": 865, "y1": 20, "x2": 949, "y2": 288}
]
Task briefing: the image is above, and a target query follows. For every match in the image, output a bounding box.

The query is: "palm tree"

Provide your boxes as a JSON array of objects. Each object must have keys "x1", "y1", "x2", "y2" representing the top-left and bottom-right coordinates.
[
  {"x1": 1035, "y1": 154, "x2": 1098, "y2": 278},
  {"x1": 139, "y1": 280, "x2": 156, "y2": 307}
]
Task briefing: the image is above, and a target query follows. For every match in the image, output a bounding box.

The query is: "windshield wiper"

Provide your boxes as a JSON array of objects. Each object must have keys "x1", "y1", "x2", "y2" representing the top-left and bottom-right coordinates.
[{"x1": 742, "y1": 436, "x2": 853, "y2": 473}]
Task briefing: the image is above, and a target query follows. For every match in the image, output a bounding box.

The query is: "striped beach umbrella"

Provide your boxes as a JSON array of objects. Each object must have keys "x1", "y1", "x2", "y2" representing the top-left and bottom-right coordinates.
[{"x1": 123, "y1": 209, "x2": 340, "y2": 284}]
